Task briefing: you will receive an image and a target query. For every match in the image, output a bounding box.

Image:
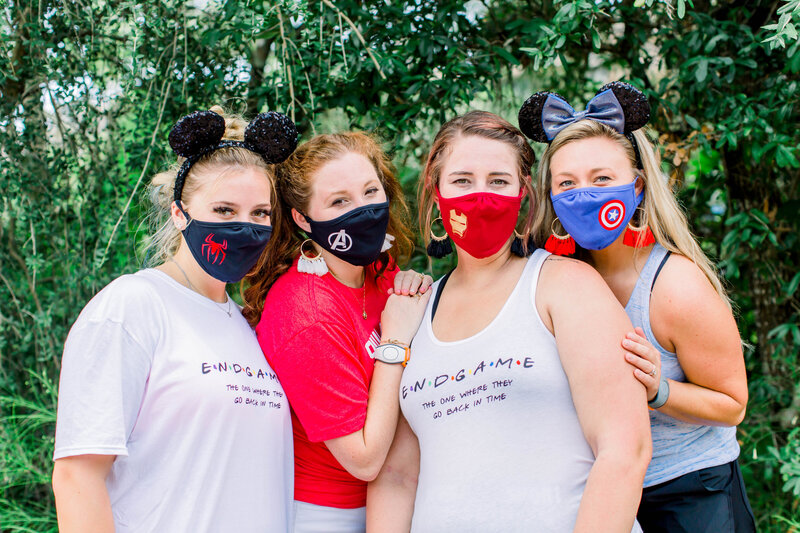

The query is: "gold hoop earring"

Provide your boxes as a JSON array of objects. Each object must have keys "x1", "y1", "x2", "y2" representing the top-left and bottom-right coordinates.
[
  {"x1": 297, "y1": 239, "x2": 328, "y2": 276},
  {"x1": 299, "y1": 238, "x2": 320, "y2": 259},
  {"x1": 549, "y1": 217, "x2": 571, "y2": 241},
  {"x1": 429, "y1": 217, "x2": 449, "y2": 241},
  {"x1": 427, "y1": 217, "x2": 453, "y2": 258},
  {"x1": 626, "y1": 207, "x2": 648, "y2": 232}
]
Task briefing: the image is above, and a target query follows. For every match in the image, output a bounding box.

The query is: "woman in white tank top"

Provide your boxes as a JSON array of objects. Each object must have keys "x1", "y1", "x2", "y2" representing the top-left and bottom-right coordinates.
[{"x1": 367, "y1": 111, "x2": 651, "y2": 532}]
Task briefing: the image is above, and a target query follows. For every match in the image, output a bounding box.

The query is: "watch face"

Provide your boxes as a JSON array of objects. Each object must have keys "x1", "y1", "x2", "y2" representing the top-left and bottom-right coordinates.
[{"x1": 381, "y1": 345, "x2": 402, "y2": 362}]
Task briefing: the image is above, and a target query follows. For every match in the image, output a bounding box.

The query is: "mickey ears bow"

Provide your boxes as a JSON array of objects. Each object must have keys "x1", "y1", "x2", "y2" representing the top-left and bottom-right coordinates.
[
  {"x1": 518, "y1": 81, "x2": 650, "y2": 143},
  {"x1": 168, "y1": 109, "x2": 299, "y2": 202}
]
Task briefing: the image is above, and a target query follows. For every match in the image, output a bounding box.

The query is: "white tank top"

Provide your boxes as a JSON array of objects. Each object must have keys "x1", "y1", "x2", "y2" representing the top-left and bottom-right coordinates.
[{"x1": 400, "y1": 250, "x2": 641, "y2": 533}]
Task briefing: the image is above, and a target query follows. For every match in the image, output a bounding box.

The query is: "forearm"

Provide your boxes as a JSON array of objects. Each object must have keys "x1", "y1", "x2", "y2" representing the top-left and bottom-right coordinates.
[
  {"x1": 328, "y1": 361, "x2": 404, "y2": 481},
  {"x1": 656, "y1": 379, "x2": 746, "y2": 426},
  {"x1": 366, "y1": 467, "x2": 417, "y2": 532},
  {"x1": 53, "y1": 461, "x2": 115, "y2": 533},
  {"x1": 573, "y1": 451, "x2": 648, "y2": 533},
  {"x1": 360, "y1": 362, "x2": 404, "y2": 471},
  {"x1": 366, "y1": 416, "x2": 419, "y2": 533}
]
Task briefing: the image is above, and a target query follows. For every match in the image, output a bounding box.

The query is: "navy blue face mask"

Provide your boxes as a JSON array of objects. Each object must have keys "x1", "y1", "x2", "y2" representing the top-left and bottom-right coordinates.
[
  {"x1": 304, "y1": 202, "x2": 390, "y2": 266},
  {"x1": 178, "y1": 203, "x2": 272, "y2": 283}
]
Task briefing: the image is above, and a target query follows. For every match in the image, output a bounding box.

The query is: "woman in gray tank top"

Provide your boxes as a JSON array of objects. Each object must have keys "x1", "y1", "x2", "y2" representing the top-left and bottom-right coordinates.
[
  {"x1": 520, "y1": 82, "x2": 754, "y2": 532},
  {"x1": 368, "y1": 111, "x2": 651, "y2": 532}
]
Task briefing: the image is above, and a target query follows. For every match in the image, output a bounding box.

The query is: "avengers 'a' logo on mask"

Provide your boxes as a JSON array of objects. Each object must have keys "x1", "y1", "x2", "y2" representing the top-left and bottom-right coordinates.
[
  {"x1": 598, "y1": 200, "x2": 625, "y2": 231},
  {"x1": 449, "y1": 209, "x2": 468, "y2": 237},
  {"x1": 328, "y1": 229, "x2": 353, "y2": 251},
  {"x1": 202, "y1": 233, "x2": 227, "y2": 264}
]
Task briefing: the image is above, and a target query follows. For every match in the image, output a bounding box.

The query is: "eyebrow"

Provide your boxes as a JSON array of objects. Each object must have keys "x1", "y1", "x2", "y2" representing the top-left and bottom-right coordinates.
[
  {"x1": 554, "y1": 168, "x2": 616, "y2": 178},
  {"x1": 213, "y1": 201, "x2": 271, "y2": 209},
  {"x1": 321, "y1": 179, "x2": 380, "y2": 200},
  {"x1": 448, "y1": 171, "x2": 513, "y2": 177}
]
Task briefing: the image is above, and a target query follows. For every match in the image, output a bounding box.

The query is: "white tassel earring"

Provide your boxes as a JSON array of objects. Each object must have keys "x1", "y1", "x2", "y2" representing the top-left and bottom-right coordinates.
[
  {"x1": 297, "y1": 239, "x2": 328, "y2": 276},
  {"x1": 381, "y1": 233, "x2": 395, "y2": 252}
]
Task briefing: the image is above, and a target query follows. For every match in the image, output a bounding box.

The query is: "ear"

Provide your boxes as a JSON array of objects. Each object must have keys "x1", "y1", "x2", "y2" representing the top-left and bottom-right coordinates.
[
  {"x1": 170, "y1": 201, "x2": 189, "y2": 230},
  {"x1": 634, "y1": 175, "x2": 645, "y2": 196},
  {"x1": 169, "y1": 110, "x2": 226, "y2": 158},
  {"x1": 244, "y1": 111, "x2": 299, "y2": 164},
  {"x1": 598, "y1": 81, "x2": 650, "y2": 133},
  {"x1": 518, "y1": 91, "x2": 570, "y2": 143},
  {"x1": 520, "y1": 175, "x2": 532, "y2": 199},
  {"x1": 291, "y1": 208, "x2": 311, "y2": 233}
]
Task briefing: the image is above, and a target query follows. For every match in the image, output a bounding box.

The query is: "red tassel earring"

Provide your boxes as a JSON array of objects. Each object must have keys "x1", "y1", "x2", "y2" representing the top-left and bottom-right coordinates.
[
  {"x1": 623, "y1": 208, "x2": 656, "y2": 248},
  {"x1": 545, "y1": 218, "x2": 575, "y2": 256}
]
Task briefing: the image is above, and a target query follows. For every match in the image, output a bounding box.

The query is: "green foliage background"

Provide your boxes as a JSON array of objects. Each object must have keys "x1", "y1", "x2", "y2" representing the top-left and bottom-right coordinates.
[{"x1": 2, "y1": 0, "x2": 799, "y2": 530}]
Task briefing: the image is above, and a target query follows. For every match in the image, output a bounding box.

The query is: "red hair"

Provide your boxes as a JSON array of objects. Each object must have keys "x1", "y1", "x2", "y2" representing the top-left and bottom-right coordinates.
[{"x1": 243, "y1": 132, "x2": 414, "y2": 326}]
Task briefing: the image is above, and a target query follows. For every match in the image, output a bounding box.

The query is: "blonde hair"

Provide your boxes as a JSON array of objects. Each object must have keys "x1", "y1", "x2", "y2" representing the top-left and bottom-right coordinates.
[
  {"x1": 418, "y1": 111, "x2": 537, "y2": 254},
  {"x1": 533, "y1": 119, "x2": 731, "y2": 308},
  {"x1": 144, "y1": 105, "x2": 275, "y2": 266}
]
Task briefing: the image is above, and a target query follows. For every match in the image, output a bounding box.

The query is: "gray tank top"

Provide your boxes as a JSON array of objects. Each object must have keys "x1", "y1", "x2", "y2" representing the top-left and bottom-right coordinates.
[
  {"x1": 401, "y1": 250, "x2": 641, "y2": 532},
  {"x1": 625, "y1": 243, "x2": 739, "y2": 487}
]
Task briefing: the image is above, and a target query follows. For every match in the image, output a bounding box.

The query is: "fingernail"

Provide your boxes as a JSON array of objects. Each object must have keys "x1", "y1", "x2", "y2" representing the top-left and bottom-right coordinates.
[{"x1": 622, "y1": 339, "x2": 632, "y2": 347}]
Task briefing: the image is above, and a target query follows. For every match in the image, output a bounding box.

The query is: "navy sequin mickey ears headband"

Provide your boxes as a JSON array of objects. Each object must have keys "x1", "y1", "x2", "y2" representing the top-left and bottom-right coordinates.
[
  {"x1": 168, "y1": 109, "x2": 299, "y2": 203},
  {"x1": 518, "y1": 81, "x2": 651, "y2": 168}
]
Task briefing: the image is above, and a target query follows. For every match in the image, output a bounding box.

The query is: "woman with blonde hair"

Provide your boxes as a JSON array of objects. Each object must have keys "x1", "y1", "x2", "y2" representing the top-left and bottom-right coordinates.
[
  {"x1": 519, "y1": 81, "x2": 754, "y2": 532},
  {"x1": 244, "y1": 132, "x2": 432, "y2": 532},
  {"x1": 368, "y1": 111, "x2": 651, "y2": 532},
  {"x1": 52, "y1": 107, "x2": 297, "y2": 532}
]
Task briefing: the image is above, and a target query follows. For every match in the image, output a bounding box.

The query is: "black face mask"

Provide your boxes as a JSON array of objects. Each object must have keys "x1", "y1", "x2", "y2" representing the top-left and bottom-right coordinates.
[
  {"x1": 304, "y1": 202, "x2": 390, "y2": 266},
  {"x1": 178, "y1": 203, "x2": 272, "y2": 283}
]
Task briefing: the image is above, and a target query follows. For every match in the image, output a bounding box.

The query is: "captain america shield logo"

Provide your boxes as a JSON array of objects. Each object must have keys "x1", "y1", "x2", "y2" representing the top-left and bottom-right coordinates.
[{"x1": 598, "y1": 200, "x2": 625, "y2": 230}]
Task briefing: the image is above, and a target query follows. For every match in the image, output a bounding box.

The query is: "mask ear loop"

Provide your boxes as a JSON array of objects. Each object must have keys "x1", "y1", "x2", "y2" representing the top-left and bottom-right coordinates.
[
  {"x1": 623, "y1": 178, "x2": 655, "y2": 248},
  {"x1": 175, "y1": 200, "x2": 193, "y2": 230}
]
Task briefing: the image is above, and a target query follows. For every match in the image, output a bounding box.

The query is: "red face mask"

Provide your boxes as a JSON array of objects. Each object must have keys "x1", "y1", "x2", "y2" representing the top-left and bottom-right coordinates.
[{"x1": 436, "y1": 189, "x2": 524, "y2": 259}]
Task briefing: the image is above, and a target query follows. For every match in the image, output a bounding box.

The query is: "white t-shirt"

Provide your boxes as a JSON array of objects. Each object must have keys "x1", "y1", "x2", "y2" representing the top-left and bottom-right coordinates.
[
  {"x1": 54, "y1": 268, "x2": 293, "y2": 533},
  {"x1": 400, "y1": 250, "x2": 641, "y2": 533}
]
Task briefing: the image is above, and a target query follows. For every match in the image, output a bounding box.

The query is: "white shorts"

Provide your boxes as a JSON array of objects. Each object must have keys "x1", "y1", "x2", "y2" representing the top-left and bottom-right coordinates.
[{"x1": 291, "y1": 500, "x2": 366, "y2": 533}]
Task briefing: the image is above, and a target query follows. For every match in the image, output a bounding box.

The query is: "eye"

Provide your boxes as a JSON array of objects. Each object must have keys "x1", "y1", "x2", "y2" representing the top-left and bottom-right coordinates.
[
  {"x1": 594, "y1": 175, "x2": 612, "y2": 183},
  {"x1": 330, "y1": 197, "x2": 348, "y2": 207},
  {"x1": 252, "y1": 208, "x2": 271, "y2": 218},
  {"x1": 213, "y1": 206, "x2": 234, "y2": 215},
  {"x1": 452, "y1": 177, "x2": 470, "y2": 185},
  {"x1": 557, "y1": 179, "x2": 574, "y2": 188},
  {"x1": 490, "y1": 178, "x2": 510, "y2": 186},
  {"x1": 365, "y1": 187, "x2": 379, "y2": 196}
]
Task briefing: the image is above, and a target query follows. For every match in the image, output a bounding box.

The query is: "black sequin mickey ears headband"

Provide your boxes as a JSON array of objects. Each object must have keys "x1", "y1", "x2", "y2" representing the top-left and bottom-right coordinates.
[
  {"x1": 518, "y1": 81, "x2": 651, "y2": 168},
  {"x1": 168, "y1": 109, "x2": 299, "y2": 203}
]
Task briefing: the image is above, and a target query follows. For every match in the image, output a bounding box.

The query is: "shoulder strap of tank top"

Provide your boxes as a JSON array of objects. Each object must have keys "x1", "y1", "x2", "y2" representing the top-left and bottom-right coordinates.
[
  {"x1": 650, "y1": 251, "x2": 672, "y2": 292},
  {"x1": 431, "y1": 269, "x2": 454, "y2": 320}
]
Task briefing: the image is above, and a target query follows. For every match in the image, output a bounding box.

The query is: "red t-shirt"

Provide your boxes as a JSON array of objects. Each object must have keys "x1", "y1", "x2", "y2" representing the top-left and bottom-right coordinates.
[{"x1": 256, "y1": 256, "x2": 397, "y2": 509}]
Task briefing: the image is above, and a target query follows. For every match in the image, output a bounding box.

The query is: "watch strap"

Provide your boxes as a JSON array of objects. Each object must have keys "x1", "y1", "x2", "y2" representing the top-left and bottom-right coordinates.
[{"x1": 648, "y1": 377, "x2": 670, "y2": 409}]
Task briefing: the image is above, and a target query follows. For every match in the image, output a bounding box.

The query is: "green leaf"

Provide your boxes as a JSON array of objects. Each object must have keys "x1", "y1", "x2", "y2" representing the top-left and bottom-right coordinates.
[
  {"x1": 786, "y1": 272, "x2": 800, "y2": 297},
  {"x1": 492, "y1": 46, "x2": 520, "y2": 65},
  {"x1": 695, "y1": 59, "x2": 708, "y2": 83}
]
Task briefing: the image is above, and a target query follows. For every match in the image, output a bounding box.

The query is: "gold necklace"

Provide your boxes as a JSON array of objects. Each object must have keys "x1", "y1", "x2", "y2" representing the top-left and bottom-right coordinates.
[{"x1": 329, "y1": 269, "x2": 367, "y2": 320}]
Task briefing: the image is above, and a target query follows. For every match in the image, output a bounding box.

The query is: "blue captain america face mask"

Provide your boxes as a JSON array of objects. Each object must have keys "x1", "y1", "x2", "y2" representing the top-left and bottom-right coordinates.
[{"x1": 550, "y1": 178, "x2": 643, "y2": 250}]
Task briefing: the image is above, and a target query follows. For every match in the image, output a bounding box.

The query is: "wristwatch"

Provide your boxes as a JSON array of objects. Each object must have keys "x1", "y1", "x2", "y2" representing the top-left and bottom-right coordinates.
[
  {"x1": 648, "y1": 377, "x2": 670, "y2": 409},
  {"x1": 372, "y1": 342, "x2": 410, "y2": 365}
]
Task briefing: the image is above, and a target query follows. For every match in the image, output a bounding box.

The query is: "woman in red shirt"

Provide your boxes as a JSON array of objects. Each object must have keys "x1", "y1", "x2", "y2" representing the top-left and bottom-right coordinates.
[{"x1": 243, "y1": 132, "x2": 431, "y2": 532}]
